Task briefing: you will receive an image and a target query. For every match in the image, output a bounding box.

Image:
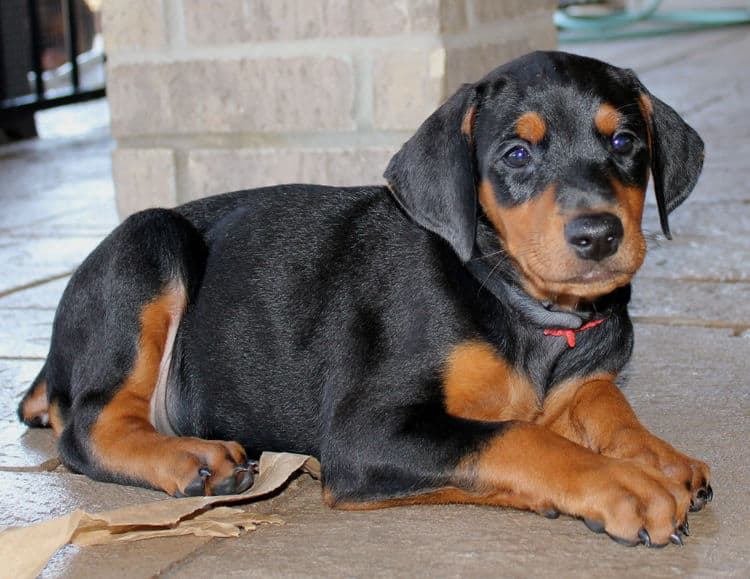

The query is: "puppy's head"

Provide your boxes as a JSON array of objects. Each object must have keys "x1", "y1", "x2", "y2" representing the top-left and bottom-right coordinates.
[{"x1": 385, "y1": 51, "x2": 704, "y2": 304}]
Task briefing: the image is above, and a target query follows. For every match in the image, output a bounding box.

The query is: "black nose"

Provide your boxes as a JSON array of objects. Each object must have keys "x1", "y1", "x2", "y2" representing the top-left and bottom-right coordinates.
[{"x1": 564, "y1": 213, "x2": 624, "y2": 261}]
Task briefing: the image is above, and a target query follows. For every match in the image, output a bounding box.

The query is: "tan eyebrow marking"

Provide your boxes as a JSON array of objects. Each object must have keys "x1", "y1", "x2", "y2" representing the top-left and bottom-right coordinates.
[
  {"x1": 516, "y1": 112, "x2": 546, "y2": 144},
  {"x1": 595, "y1": 103, "x2": 621, "y2": 136}
]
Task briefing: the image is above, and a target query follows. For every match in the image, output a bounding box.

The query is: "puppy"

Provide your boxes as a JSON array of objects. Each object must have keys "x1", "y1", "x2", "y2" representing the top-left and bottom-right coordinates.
[{"x1": 20, "y1": 51, "x2": 709, "y2": 547}]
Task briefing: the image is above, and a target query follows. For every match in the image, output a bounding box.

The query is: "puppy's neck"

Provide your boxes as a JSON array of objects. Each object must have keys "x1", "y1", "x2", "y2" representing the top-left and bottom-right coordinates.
[{"x1": 464, "y1": 253, "x2": 587, "y2": 330}]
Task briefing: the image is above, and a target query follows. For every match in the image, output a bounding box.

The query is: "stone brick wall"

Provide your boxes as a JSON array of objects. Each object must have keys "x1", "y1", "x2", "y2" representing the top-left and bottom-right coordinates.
[{"x1": 104, "y1": 0, "x2": 557, "y2": 218}]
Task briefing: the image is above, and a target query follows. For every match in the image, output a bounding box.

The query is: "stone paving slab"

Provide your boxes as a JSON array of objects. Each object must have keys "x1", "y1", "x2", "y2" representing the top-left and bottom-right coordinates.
[
  {"x1": 0, "y1": 186, "x2": 115, "y2": 236},
  {"x1": 561, "y1": 24, "x2": 747, "y2": 79},
  {"x1": 0, "y1": 470, "x2": 165, "y2": 527},
  {"x1": 639, "y1": 202, "x2": 750, "y2": 281},
  {"x1": 0, "y1": 142, "x2": 113, "y2": 218},
  {"x1": 1, "y1": 236, "x2": 102, "y2": 276},
  {"x1": 563, "y1": 24, "x2": 748, "y2": 92},
  {"x1": 0, "y1": 426, "x2": 58, "y2": 470},
  {"x1": 0, "y1": 361, "x2": 56, "y2": 469},
  {"x1": 0, "y1": 360, "x2": 44, "y2": 423},
  {"x1": 0, "y1": 277, "x2": 67, "y2": 310},
  {"x1": 688, "y1": 161, "x2": 750, "y2": 206},
  {"x1": 33, "y1": 99, "x2": 112, "y2": 141},
  {"x1": 40, "y1": 536, "x2": 213, "y2": 579},
  {"x1": 0, "y1": 309, "x2": 54, "y2": 360},
  {"x1": 631, "y1": 278, "x2": 750, "y2": 330},
  {"x1": 626, "y1": 325, "x2": 747, "y2": 453},
  {"x1": 2, "y1": 206, "x2": 117, "y2": 239}
]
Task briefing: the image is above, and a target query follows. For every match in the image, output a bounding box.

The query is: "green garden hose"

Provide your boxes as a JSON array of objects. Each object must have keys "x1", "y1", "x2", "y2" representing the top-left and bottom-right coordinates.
[{"x1": 556, "y1": 0, "x2": 750, "y2": 42}]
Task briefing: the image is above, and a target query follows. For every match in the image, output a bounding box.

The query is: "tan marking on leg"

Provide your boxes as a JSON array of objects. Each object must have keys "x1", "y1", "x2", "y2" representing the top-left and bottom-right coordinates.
[
  {"x1": 466, "y1": 423, "x2": 690, "y2": 544},
  {"x1": 443, "y1": 341, "x2": 539, "y2": 422},
  {"x1": 326, "y1": 485, "x2": 502, "y2": 511},
  {"x1": 328, "y1": 422, "x2": 691, "y2": 544},
  {"x1": 536, "y1": 373, "x2": 619, "y2": 446},
  {"x1": 539, "y1": 376, "x2": 711, "y2": 505},
  {"x1": 20, "y1": 379, "x2": 49, "y2": 425},
  {"x1": 90, "y1": 283, "x2": 248, "y2": 495},
  {"x1": 516, "y1": 111, "x2": 546, "y2": 144}
]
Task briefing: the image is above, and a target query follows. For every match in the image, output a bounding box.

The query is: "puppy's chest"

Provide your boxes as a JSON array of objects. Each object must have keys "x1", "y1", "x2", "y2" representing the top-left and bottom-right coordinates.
[{"x1": 441, "y1": 329, "x2": 608, "y2": 423}]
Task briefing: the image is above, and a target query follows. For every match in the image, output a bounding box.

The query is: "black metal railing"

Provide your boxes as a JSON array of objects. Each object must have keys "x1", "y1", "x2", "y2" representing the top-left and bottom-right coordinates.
[{"x1": 0, "y1": 0, "x2": 105, "y2": 137}]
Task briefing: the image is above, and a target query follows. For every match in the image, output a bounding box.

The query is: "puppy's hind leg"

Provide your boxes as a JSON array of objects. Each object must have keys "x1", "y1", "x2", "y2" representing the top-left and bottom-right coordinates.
[
  {"x1": 43, "y1": 209, "x2": 253, "y2": 496},
  {"x1": 83, "y1": 279, "x2": 254, "y2": 496}
]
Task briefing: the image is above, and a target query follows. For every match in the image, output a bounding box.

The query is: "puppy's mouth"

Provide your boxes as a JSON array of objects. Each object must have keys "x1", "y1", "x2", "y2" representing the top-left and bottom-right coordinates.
[
  {"x1": 569, "y1": 268, "x2": 632, "y2": 284},
  {"x1": 515, "y1": 259, "x2": 637, "y2": 304}
]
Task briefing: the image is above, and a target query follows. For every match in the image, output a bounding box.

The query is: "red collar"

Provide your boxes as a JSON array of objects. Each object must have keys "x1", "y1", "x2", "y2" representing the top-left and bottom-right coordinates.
[{"x1": 544, "y1": 318, "x2": 605, "y2": 348}]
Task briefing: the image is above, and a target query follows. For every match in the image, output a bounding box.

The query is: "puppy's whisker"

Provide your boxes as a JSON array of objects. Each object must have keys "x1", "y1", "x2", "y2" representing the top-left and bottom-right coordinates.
[
  {"x1": 615, "y1": 102, "x2": 642, "y2": 113},
  {"x1": 643, "y1": 229, "x2": 665, "y2": 249},
  {"x1": 468, "y1": 249, "x2": 505, "y2": 263},
  {"x1": 477, "y1": 258, "x2": 505, "y2": 296}
]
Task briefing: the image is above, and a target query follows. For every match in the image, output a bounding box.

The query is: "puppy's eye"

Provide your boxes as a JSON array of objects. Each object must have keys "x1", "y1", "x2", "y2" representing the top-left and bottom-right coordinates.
[
  {"x1": 503, "y1": 145, "x2": 532, "y2": 168},
  {"x1": 611, "y1": 132, "x2": 634, "y2": 154}
]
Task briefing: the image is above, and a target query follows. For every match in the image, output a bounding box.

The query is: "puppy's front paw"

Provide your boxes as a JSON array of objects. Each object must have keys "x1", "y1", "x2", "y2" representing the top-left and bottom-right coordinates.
[
  {"x1": 605, "y1": 430, "x2": 712, "y2": 512},
  {"x1": 571, "y1": 457, "x2": 692, "y2": 547}
]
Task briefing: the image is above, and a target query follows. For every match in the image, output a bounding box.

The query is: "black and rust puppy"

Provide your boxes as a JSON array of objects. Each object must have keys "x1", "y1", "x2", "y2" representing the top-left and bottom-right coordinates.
[{"x1": 19, "y1": 51, "x2": 711, "y2": 546}]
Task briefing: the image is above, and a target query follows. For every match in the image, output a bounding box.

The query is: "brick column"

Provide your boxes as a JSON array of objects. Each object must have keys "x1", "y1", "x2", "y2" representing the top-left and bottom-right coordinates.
[{"x1": 104, "y1": 0, "x2": 557, "y2": 218}]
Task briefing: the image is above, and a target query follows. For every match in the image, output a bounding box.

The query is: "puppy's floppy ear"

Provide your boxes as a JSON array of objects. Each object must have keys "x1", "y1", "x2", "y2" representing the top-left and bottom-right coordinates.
[
  {"x1": 640, "y1": 91, "x2": 705, "y2": 239},
  {"x1": 384, "y1": 84, "x2": 480, "y2": 262}
]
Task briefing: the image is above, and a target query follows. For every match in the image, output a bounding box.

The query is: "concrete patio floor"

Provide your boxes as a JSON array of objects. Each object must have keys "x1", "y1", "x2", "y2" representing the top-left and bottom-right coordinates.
[{"x1": 1, "y1": 24, "x2": 749, "y2": 578}]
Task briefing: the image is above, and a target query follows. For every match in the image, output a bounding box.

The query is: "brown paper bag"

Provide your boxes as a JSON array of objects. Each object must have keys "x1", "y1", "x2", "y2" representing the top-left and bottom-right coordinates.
[{"x1": 0, "y1": 452, "x2": 320, "y2": 579}]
